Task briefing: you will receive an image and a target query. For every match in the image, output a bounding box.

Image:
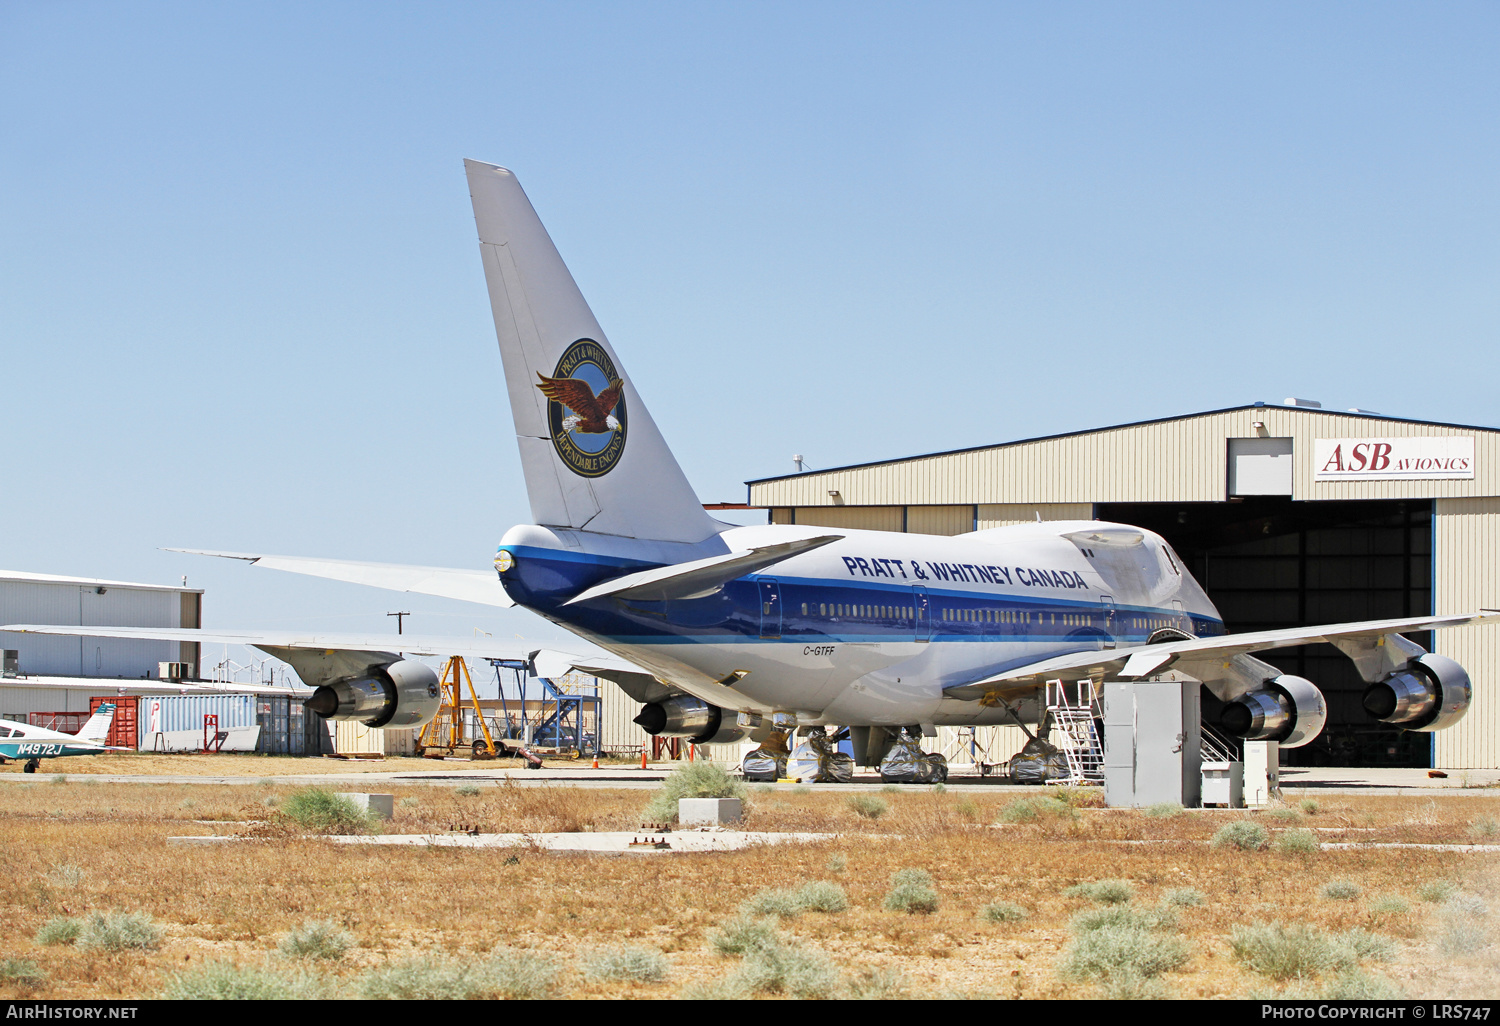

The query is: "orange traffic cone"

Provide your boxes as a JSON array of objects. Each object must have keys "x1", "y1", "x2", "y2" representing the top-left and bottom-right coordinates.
[
  {"x1": 591, "y1": 752, "x2": 599, "y2": 769},
  {"x1": 640, "y1": 749, "x2": 648, "y2": 770}
]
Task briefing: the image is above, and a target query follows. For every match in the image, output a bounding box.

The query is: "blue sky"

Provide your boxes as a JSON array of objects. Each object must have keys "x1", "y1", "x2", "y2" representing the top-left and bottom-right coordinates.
[{"x1": 2, "y1": 2, "x2": 1498, "y2": 653}]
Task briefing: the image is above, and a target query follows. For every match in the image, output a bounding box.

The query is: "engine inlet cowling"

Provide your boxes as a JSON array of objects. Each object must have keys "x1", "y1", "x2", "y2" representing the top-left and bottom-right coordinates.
[
  {"x1": 1363, "y1": 653, "x2": 1471, "y2": 732},
  {"x1": 634, "y1": 697, "x2": 751, "y2": 745},
  {"x1": 303, "y1": 659, "x2": 441, "y2": 728},
  {"x1": 1219, "y1": 674, "x2": 1328, "y2": 748}
]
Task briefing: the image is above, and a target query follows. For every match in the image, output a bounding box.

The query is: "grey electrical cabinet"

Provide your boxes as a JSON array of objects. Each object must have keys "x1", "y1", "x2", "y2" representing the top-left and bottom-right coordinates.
[{"x1": 1102, "y1": 681, "x2": 1202, "y2": 808}]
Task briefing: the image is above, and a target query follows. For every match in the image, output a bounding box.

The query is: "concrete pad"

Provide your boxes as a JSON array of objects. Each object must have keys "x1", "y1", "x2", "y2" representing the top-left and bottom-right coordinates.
[{"x1": 325, "y1": 830, "x2": 834, "y2": 853}]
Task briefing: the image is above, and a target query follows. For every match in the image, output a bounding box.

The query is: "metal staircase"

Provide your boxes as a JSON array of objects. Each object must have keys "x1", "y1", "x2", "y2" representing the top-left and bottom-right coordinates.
[{"x1": 1044, "y1": 679, "x2": 1104, "y2": 785}]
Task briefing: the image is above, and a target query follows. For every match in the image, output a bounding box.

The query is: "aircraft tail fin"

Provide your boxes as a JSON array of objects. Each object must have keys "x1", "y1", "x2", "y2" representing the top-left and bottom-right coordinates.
[
  {"x1": 74, "y1": 703, "x2": 115, "y2": 745},
  {"x1": 465, "y1": 160, "x2": 721, "y2": 544}
]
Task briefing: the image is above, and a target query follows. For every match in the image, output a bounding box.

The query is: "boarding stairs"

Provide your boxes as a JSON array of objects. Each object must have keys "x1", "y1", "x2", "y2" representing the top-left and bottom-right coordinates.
[{"x1": 1043, "y1": 679, "x2": 1104, "y2": 785}]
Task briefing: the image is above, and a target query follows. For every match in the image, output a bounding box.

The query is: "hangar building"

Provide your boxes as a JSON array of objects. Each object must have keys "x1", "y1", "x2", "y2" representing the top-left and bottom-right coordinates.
[{"x1": 747, "y1": 402, "x2": 1500, "y2": 770}]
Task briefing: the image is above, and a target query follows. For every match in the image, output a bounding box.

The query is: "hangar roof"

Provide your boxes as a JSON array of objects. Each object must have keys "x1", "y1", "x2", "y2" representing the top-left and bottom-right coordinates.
[
  {"x1": 746, "y1": 403, "x2": 1500, "y2": 508},
  {"x1": 0, "y1": 570, "x2": 201, "y2": 594}
]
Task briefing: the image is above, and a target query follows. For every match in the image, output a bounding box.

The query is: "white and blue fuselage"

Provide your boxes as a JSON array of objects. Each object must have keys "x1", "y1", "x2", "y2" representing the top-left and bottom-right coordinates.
[{"x1": 497, "y1": 519, "x2": 1224, "y2": 728}]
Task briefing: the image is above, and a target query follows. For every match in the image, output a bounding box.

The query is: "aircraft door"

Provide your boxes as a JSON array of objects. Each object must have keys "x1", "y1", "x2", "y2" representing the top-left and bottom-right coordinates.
[
  {"x1": 913, "y1": 586, "x2": 931, "y2": 643},
  {"x1": 759, "y1": 579, "x2": 782, "y2": 639},
  {"x1": 1099, "y1": 595, "x2": 1117, "y2": 649}
]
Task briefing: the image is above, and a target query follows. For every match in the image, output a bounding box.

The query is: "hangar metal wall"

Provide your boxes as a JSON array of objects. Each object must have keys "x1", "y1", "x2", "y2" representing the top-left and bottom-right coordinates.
[{"x1": 1433, "y1": 498, "x2": 1500, "y2": 769}]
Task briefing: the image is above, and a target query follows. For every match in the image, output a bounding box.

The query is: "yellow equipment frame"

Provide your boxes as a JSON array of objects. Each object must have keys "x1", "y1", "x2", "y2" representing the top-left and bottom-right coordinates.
[{"x1": 415, "y1": 656, "x2": 499, "y2": 759}]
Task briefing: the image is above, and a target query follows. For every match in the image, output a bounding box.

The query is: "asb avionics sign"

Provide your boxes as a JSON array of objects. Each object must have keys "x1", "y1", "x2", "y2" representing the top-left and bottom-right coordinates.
[{"x1": 1314, "y1": 437, "x2": 1475, "y2": 481}]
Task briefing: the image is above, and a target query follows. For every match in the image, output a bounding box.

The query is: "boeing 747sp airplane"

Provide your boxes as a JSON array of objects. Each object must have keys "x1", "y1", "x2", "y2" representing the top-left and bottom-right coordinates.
[{"x1": 8, "y1": 162, "x2": 1494, "y2": 768}]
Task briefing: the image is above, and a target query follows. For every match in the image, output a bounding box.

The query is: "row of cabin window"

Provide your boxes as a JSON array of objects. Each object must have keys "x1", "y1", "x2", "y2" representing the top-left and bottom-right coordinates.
[
  {"x1": 1130, "y1": 616, "x2": 1177, "y2": 630},
  {"x1": 800, "y1": 603, "x2": 915, "y2": 620},
  {"x1": 944, "y1": 607, "x2": 1039, "y2": 624}
]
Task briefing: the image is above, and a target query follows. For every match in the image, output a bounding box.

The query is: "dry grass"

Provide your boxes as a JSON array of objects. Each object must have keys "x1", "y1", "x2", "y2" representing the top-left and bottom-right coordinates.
[{"x1": 0, "y1": 782, "x2": 1497, "y2": 998}]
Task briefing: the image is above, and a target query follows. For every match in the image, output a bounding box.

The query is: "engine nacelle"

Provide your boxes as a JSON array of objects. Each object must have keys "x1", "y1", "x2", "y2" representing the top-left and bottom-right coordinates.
[
  {"x1": 303, "y1": 659, "x2": 441, "y2": 728},
  {"x1": 1363, "y1": 653, "x2": 1472, "y2": 732},
  {"x1": 1219, "y1": 674, "x2": 1328, "y2": 748},
  {"x1": 633, "y1": 697, "x2": 750, "y2": 745}
]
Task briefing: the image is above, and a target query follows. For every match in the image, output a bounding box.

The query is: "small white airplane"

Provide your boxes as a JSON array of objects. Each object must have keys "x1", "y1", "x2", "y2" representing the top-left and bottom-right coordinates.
[
  {"x1": 7, "y1": 161, "x2": 1496, "y2": 769},
  {"x1": 0, "y1": 703, "x2": 118, "y2": 773}
]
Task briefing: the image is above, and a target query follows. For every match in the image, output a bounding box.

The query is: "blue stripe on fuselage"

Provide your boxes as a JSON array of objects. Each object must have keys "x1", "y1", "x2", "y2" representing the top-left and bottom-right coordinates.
[{"x1": 499, "y1": 544, "x2": 1226, "y2": 645}]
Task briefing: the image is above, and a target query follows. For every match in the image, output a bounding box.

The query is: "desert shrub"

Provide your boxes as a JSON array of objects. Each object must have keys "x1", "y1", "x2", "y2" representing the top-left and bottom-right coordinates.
[
  {"x1": 881, "y1": 784, "x2": 901, "y2": 794},
  {"x1": 50, "y1": 775, "x2": 67, "y2": 785},
  {"x1": 825, "y1": 855, "x2": 846, "y2": 873},
  {"x1": 1299, "y1": 799, "x2": 1321, "y2": 815},
  {"x1": 980, "y1": 902, "x2": 1028, "y2": 923},
  {"x1": 884, "y1": 868, "x2": 939, "y2": 914},
  {"x1": 47, "y1": 864, "x2": 86, "y2": 888},
  {"x1": 1435, "y1": 894, "x2": 1490, "y2": 956},
  {"x1": 1211, "y1": 820, "x2": 1269, "y2": 851},
  {"x1": 179, "y1": 798, "x2": 197, "y2": 810},
  {"x1": 279, "y1": 788, "x2": 372, "y2": 834},
  {"x1": 1052, "y1": 785, "x2": 1105, "y2": 808},
  {"x1": 1059, "y1": 924, "x2": 1191, "y2": 982},
  {"x1": 844, "y1": 966, "x2": 912, "y2": 999},
  {"x1": 79, "y1": 911, "x2": 161, "y2": 952},
  {"x1": 278, "y1": 920, "x2": 354, "y2": 960},
  {"x1": 160, "y1": 961, "x2": 332, "y2": 1000},
  {"x1": 582, "y1": 945, "x2": 668, "y2": 983},
  {"x1": 1266, "y1": 807, "x2": 1301, "y2": 823},
  {"x1": 795, "y1": 880, "x2": 849, "y2": 914},
  {"x1": 34, "y1": 917, "x2": 81, "y2": 946},
  {"x1": 1145, "y1": 802, "x2": 1183, "y2": 818},
  {"x1": 454, "y1": 782, "x2": 481, "y2": 797},
  {"x1": 1230, "y1": 923, "x2": 1339, "y2": 980},
  {"x1": 1073, "y1": 904, "x2": 1179, "y2": 934},
  {"x1": 643, "y1": 763, "x2": 747, "y2": 824},
  {"x1": 736, "y1": 940, "x2": 840, "y2": 998},
  {"x1": 399, "y1": 796, "x2": 419, "y2": 809},
  {"x1": 1231, "y1": 923, "x2": 1389, "y2": 981},
  {"x1": 261, "y1": 795, "x2": 280, "y2": 809},
  {"x1": 485, "y1": 948, "x2": 558, "y2": 999},
  {"x1": 1064, "y1": 879, "x2": 1134, "y2": 905},
  {"x1": 1467, "y1": 815, "x2": 1499, "y2": 840},
  {"x1": 1368, "y1": 895, "x2": 1410, "y2": 916},
  {"x1": 0, "y1": 959, "x2": 45, "y2": 988},
  {"x1": 1338, "y1": 928, "x2": 1395, "y2": 963},
  {"x1": 1275, "y1": 828, "x2": 1319, "y2": 855},
  {"x1": 846, "y1": 794, "x2": 888, "y2": 820},
  {"x1": 998, "y1": 796, "x2": 1077, "y2": 824},
  {"x1": 742, "y1": 887, "x2": 806, "y2": 919},
  {"x1": 677, "y1": 976, "x2": 752, "y2": 1000},
  {"x1": 360, "y1": 949, "x2": 556, "y2": 1000},
  {"x1": 1317, "y1": 970, "x2": 1403, "y2": 1000},
  {"x1": 1417, "y1": 880, "x2": 1459, "y2": 903},
  {"x1": 711, "y1": 915, "x2": 781, "y2": 957},
  {"x1": 1098, "y1": 971, "x2": 1168, "y2": 999},
  {"x1": 1163, "y1": 888, "x2": 1205, "y2": 908},
  {"x1": 1322, "y1": 880, "x2": 1362, "y2": 901},
  {"x1": 954, "y1": 797, "x2": 980, "y2": 820}
]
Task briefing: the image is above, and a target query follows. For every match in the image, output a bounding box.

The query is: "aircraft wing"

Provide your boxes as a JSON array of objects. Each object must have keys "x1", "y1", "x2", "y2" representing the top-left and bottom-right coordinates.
[
  {"x1": 0, "y1": 624, "x2": 644, "y2": 684},
  {"x1": 562, "y1": 535, "x2": 843, "y2": 606},
  {"x1": 166, "y1": 549, "x2": 514, "y2": 608},
  {"x1": 943, "y1": 610, "x2": 1500, "y2": 703}
]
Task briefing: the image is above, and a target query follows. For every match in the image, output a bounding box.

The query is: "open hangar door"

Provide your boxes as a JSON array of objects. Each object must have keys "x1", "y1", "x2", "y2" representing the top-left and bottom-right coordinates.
[{"x1": 1096, "y1": 498, "x2": 1433, "y2": 768}]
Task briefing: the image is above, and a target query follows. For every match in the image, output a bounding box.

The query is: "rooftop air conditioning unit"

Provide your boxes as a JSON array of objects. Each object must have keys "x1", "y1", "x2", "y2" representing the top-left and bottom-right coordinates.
[
  {"x1": 158, "y1": 662, "x2": 192, "y2": 682},
  {"x1": 2, "y1": 650, "x2": 17, "y2": 678}
]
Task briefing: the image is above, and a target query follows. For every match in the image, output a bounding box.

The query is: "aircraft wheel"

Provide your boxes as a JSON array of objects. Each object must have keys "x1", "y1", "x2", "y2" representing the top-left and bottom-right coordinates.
[{"x1": 23, "y1": 759, "x2": 40, "y2": 774}]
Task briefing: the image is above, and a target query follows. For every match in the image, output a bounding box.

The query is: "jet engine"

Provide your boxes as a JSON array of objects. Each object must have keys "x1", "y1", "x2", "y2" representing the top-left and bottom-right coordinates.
[
  {"x1": 633, "y1": 696, "x2": 751, "y2": 745},
  {"x1": 1362, "y1": 653, "x2": 1472, "y2": 732},
  {"x1": 1219, "y1": 674, "x2": 1328, "y2": 748},
  {"x1": 302, "y1": 659, "x2": 441, "y2": 729}
]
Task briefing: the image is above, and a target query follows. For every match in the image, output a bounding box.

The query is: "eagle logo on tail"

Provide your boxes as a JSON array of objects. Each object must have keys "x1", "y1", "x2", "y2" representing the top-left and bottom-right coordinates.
[
  {"x1": 536, "y1": 373, "x2": 624, "y2": 434},
  {"x1": 537, "y1": 338, "x2": 629, "y2": 478}
]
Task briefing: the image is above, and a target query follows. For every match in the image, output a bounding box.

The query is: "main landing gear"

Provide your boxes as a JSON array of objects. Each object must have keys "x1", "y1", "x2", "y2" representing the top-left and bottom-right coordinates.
[{"x1": 23, "y1": 759, "x2": 40, "y2": 773}]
